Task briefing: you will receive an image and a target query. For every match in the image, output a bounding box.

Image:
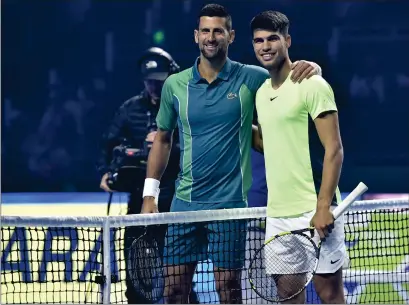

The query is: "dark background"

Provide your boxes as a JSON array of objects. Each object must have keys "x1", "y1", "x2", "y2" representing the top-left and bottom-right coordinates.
[{"x1": 2, "y1": 0, "x2": 409, "y2": 194}]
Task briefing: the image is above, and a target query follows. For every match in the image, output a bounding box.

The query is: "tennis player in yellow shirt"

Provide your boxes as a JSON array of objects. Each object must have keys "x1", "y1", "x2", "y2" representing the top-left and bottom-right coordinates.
[{"x1": 251, "y1": 10, "x2": 347, "y2": 304}]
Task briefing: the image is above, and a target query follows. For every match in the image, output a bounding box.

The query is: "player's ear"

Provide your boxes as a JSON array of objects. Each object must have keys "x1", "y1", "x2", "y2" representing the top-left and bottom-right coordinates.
[
  {"x1": 229, "y1": 29, "x2": 235, "y2": 44},
  {"x1": 194, "y1": 29, "x2": 199, "y2": 44},
  {"x1": 285, "y1": 34, "x2": 291, "y2": 48}
]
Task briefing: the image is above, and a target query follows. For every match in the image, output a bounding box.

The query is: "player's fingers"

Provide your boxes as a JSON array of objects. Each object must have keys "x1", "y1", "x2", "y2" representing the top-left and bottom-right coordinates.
[
  {"x1": 324, "y1": 227, "x2": 330, "y2": 237},
  {"x1": 306, "y1": 66, "x2": 317, "y2": 79},
  {"x1": 291, "y1": 61, "x2": 307, "y2": 82},
  {"x1": 290, "y1": 65, "x2": 301, "y2": 82},
  {"x1": 317, "y1": 228, "x2": 325, "y2": 239},
  {"x1": 290, "y1": 61, "x2": 304, "y2": 82},
  {"x1": 319, "y1": 230, "x2": 326, "y2": 242},
  {"x1": 298, "y1": 66, "x2": 314, "y2": 83}
]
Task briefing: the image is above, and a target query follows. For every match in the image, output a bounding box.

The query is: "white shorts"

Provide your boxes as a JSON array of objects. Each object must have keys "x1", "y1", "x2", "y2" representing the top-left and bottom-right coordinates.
[{"x1": 265, "y1": 207, "x2": 348, "y2": 275}]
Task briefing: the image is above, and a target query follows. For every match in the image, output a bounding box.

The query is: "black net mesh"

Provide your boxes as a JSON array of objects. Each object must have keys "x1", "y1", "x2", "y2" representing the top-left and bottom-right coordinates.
[
  {"x1": 1, "y1": 227, "x2": 103, "y2": 303},
  {"x1": 1, "y1": 207, "x2": 408, "y2": 304},
  {"x1": 249, "y1": 232, "x2": 318, "y2": 303}
]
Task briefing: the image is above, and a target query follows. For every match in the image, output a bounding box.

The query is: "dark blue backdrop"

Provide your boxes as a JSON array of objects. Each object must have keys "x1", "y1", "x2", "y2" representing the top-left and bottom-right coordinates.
[{"x1": 2, "y1": 0, "x2": 408, "y2": 193}]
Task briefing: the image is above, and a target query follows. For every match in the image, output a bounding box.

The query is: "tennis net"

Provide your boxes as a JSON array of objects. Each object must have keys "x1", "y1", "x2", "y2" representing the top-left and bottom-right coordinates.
[{"x1": 1, "y1": 198, "x2": 408, "y2": 304}]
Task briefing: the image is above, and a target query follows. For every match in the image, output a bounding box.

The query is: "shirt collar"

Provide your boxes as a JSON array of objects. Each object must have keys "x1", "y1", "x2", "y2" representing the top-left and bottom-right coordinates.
[{"x1": 192, "y1": 57, "x2": 232, "y2": 83}]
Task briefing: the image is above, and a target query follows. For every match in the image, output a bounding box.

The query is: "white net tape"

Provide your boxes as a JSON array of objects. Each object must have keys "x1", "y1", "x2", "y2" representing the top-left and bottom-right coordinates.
[{"x1": 2, "y1": 198, "x2": 408, "y2": 228}]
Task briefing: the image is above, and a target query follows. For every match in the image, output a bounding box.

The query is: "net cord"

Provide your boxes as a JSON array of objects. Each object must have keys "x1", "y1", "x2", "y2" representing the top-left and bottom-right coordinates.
[{"x1": 1, "y1": 198, "x2": 408, "y2": 228}]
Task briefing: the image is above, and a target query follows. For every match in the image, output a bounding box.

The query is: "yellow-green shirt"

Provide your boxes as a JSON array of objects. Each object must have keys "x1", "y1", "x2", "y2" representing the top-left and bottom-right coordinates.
[{"x1": 256, "y1": 73, "x2": 341, "y2": 218}]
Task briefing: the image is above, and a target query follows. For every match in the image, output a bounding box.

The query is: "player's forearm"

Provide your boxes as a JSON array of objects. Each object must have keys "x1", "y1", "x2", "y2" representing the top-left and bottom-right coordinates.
[
  {"x1": 146, "y1": 130, "x2": 173, "y2": 181},
  {"x1": 317, "y1": 145, "x2": 343, "y2": 210},
  {"x1": 252, "y1": 124, "x2": 263, "y2": 153}
]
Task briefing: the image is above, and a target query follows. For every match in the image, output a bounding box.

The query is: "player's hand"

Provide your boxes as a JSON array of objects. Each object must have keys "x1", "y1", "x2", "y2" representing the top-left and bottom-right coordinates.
[
  {"x1": 290, "y1": 60, "x2": 321, "y2": 83},
  {"x1": 145, "y1": 131, "x2": 157, "y2": 148},
  {"x1": 310, "y1": 208, "x2": 334, "y2": 241},
  {"x1": 141, "y1": 196, "x2": 159, "y2": 214},
  {"x1": 100, "y1": 173, "x2": 114, "y2": 192}
]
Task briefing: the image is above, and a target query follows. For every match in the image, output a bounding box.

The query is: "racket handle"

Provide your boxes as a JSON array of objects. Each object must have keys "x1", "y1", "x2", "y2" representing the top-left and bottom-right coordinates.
[{"x1": 332, "y1": 182, "x2": 368, "y2": 219}]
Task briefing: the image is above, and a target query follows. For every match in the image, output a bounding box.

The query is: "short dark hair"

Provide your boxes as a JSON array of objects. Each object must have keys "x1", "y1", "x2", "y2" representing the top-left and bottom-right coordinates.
[
  {"x1": 250, "y1": 11, "x2": 289, "y2": 36},
  {"x1": 197, "y1": 4, "x2": 232, "y2": 31}
]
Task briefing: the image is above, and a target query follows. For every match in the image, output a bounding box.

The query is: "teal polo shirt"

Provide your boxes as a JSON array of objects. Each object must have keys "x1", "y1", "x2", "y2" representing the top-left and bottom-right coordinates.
[{"x1": 156, "y1": 57, "x2": 268, "y2": 208}]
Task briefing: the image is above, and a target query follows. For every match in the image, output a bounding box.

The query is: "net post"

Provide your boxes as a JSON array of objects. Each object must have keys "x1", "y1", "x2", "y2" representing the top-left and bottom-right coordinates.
[{"x1": 102, "y1": 217, "x2": 111, "y2": 304}]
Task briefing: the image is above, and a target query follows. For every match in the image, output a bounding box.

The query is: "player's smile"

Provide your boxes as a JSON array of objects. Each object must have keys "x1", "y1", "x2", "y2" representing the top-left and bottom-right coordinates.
[
  {"x1": 204, "y1": 44, "x2": 218, "y2": 51},
  {"x1": 260, "y1": 52, "x2": 276, "y2": 61}
]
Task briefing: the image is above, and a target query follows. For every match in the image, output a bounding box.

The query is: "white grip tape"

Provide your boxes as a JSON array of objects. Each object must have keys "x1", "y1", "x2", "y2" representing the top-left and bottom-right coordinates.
[
  {"x1": 142, "y1": 178, "x2": 160, "y2": 204},
  {"x1": 332, "y1": 182, "x2": 368, "y2": 219}
]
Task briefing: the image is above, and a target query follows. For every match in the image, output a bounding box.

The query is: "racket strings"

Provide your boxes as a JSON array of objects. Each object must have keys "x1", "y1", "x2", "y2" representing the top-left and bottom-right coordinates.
[
  {"x1": 128, "y1": 237, "x2": 164, "y2": 302},
  {"x1": 250, "y1": 233, "x2": 318, "y2": 302},
  {"x1": 139, "y1": 240, "x2": 157, "y2": 286}
]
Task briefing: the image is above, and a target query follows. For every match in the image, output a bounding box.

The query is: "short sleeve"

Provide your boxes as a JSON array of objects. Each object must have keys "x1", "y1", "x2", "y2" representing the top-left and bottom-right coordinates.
[
  {"x1": 303, "y1": 75, "x2": 338, "y2": 120},
  {"x1": 156, "y1": 76, "x2": 177, "y2": 131},
  {"x1": 243, "y1": 65, "x2": 269, "y2": 94}
]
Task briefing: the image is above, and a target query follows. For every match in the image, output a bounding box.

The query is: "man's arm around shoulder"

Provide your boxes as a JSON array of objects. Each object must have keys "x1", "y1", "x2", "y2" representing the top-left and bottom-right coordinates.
[{"x1": 252, "y1": 123, "x2": 263, "y2": 153}]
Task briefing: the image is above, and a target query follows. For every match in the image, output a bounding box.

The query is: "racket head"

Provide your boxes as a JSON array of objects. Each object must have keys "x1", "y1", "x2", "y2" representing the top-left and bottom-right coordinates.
[
  {"x1": 127, "y1": 231, "x2": 165, "y2": 303},
  {"x1": 248, "y1": 228, "x2": 320, "y2": 303}
]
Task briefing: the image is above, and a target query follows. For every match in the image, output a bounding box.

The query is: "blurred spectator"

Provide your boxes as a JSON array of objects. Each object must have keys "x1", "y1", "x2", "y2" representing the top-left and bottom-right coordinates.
[
  {"x1": 349, "y1": 54, "x2": 385, "y2": 105},
  {"x1": 22, "y1": 79, "x2": 95, "y2": 191}
]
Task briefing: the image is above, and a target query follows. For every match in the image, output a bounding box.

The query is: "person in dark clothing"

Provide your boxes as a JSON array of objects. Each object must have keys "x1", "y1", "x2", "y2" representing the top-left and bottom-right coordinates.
[{"x1": 96, "y1": 47, "x2": 199, "y2": 304}]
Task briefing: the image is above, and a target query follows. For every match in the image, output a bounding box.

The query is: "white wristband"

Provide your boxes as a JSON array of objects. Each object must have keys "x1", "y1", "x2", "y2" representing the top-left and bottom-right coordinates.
[{"x1": 143, "y1": 178, "x2": 160, "y2": 203}]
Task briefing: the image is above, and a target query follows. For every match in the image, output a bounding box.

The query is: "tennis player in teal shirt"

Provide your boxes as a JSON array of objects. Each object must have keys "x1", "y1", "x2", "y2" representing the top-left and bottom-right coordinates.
[{"x1": 141, "y1": 4, "x2": 322, "y2": 304}]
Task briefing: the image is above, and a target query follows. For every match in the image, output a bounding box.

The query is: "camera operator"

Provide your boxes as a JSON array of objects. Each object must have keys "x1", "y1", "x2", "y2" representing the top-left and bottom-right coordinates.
[{"x1": 96, "y1": 47, "x2": 197, "y2": 304}]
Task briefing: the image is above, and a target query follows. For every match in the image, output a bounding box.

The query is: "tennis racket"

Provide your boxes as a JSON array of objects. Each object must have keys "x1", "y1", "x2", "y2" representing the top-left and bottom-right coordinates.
[
  {"x1": 248, "y1": 182, "x2": 368, "y2": 303},
  {"x1": 127, "y1": 226, "x2": 165, "y2": 303}
]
